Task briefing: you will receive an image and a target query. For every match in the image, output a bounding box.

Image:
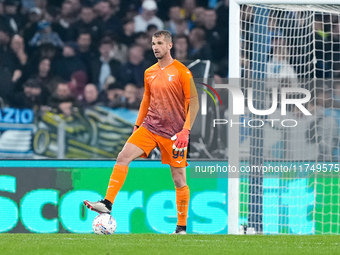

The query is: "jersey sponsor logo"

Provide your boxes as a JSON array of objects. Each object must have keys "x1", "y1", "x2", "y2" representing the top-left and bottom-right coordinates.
[
  {"x1": 176, "y1": 160, "x2": 183, "y2": 164},
  {"x1": 168, "y1": 74, "x2": 175, "y2": 81}
]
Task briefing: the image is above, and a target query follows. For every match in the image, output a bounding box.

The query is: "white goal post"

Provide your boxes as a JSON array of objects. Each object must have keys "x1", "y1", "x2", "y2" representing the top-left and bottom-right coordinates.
[{"x1": 228, "y1": 0, "x2": 340, "y2": 234}]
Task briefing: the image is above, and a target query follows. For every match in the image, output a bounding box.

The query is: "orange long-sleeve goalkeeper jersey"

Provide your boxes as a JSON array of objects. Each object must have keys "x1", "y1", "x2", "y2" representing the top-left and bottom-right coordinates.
[{"x1": 136, "y1": 59, "x2": 198, "y2": 139}]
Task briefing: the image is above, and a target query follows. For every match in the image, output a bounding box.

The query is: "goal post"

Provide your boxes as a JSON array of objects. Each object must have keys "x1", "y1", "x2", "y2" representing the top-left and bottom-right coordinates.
[
  {"x1": 227, "y1": 0, "x2": 241, "y2": 235},
  {"x1": 228, "y1": 0, "x2": 340, "y2": 234}
]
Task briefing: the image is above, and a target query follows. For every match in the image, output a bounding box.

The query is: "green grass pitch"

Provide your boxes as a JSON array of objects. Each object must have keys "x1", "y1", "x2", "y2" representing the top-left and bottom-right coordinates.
[{"x1": 0, "y1": 234, "x2": 340, "y2": 255}]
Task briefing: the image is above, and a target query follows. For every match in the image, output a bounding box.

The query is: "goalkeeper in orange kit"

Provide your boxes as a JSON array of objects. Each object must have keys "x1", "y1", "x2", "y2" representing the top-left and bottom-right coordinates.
[{"x1": 84, "y1": 30, "x2": 199, "y2": 235}]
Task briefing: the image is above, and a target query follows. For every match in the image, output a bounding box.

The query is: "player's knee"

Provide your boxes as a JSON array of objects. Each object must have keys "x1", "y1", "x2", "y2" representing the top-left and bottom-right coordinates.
[
  {"x1": 116, "y1": 150, "x2": 132, "y2": 165},
  {"x1": 172, "y1": 172, "x2": 186, "y2": 188}
]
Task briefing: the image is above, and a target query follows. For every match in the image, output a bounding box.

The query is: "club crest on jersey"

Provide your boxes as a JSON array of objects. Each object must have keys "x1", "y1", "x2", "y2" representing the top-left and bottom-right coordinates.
[{"x1": 168, "y1": 74, "x2": 175, "y2": 81}]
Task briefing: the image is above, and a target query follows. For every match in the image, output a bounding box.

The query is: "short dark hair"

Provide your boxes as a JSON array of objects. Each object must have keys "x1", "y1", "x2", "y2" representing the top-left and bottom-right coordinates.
[
  {"x1": 122, "y1": 18, "x2": 134, "y2": 26},
  {"x1": 24, "y1": 79, "x2": 40, "y2": 88},
  {"x1": 81, "y1": 2, "x2": 94, "y2": 9},
  {"x1": 147, "y1": 24, "x2": 158, "y2": 32},
  {"x1": 135, "y1": 31, "x2": 148, "y2": 40},
  {"x1": 78, "y1": 30, "x2": 91, "y2": 38},
  {"x1": 174, "y1": 34, "x2": 188, "y2": 44},
  {"x1": 108, "y1": 81, "x2": 124, "y2": 90},
  {"x1": 153, "y1": 30, "x2": 172, "y2": 42},
  {"x1": 100, "y1": 38, "x2": 113, "y2": 46}
]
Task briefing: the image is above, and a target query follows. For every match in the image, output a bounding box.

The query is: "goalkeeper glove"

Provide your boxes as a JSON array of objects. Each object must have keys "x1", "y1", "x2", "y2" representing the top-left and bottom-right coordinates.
[{"x1": 171, "y1": 128, "x2": 190, "y2": 151}]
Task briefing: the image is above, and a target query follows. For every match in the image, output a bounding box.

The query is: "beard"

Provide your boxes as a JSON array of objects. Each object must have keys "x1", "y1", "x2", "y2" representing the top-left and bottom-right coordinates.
[{"x1": 154, "y1": 51, "x2": 167, "y2": 59}]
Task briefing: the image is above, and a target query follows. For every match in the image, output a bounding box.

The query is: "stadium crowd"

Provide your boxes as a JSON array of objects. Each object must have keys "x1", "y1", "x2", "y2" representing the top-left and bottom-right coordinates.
[{"x1": 0, "y1": 0, "x2": 229, "y2": 116}]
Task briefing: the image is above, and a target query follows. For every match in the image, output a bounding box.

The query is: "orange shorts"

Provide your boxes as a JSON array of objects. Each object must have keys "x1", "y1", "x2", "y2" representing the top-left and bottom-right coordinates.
[{"x1": 127, "y1": 126, "x2": 188, "y2": 167}]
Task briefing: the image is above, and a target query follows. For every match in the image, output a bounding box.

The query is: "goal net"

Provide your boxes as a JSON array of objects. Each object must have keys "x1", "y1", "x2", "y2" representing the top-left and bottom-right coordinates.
[{"x1": 229, "y1": 1, "x2": 340, "y2": 234}]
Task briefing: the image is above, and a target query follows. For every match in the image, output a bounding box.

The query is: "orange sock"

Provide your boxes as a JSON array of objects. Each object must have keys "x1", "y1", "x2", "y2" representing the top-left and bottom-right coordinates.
[
  {"x1": 104, "y1": 164, "x2": 129, "y2": 203},
  {"x1": 176, "y1": 185, "x2": 190, "y2": 226}
]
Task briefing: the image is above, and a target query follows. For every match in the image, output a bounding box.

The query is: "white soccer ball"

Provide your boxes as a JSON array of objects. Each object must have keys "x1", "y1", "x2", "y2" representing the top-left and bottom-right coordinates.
[{"x1": 92, "y1": 213, "x2": 117, "y2": 235}]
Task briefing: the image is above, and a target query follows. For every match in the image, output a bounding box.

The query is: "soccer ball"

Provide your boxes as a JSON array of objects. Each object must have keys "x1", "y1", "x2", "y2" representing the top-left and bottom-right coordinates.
[{"x1": 92, "y1": 213, "x2": 117, "y2": 235}]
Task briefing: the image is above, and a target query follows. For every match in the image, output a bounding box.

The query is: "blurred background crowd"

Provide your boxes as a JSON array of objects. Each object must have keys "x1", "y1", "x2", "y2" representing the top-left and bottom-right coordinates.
[{"x1": 0, "y1": 0, "x2": 229, "y2": 116}]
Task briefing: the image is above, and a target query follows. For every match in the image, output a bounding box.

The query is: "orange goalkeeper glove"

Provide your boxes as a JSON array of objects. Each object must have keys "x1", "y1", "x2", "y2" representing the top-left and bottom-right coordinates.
[{"x1": 171, "y1": 128, "x2": 190, "y2": 151}]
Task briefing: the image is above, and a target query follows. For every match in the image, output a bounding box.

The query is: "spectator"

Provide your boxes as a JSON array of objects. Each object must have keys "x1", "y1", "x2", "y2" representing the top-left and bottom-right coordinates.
[
  {"x1": 3, "y1": 0, "x2": 23, "y2": 33},
  {"x1": 165, "y1": 6, "x2": 188, "y2": 36},
  {"x1": 25, "y1": 42, "x2": 59, "y2": 79},
  {"x1": 173, "y1": 34, "x2": 189, "y2": 62},
  {"x1": 94, "y1": 0, "x2": 122, "y2": 36},
  {"x1": 77, "y1": 31, "x2": 93, "y2": 56},
  {"x1": 90, "y1": 38, "x2": 121, "y2": 91},
  {"x1": 44, "y1": 5, "x2": 59, "y2": 24},
  {"x1": 188, "y1": 27, "x2": 212, "y2": 60},
  {"x1": 134, "y1": 31, "x2": 148, "y2": 49},
  {"x1": 48, "y1": 81, "x2": 77, "y2": 117},
  {"x1": 136, "y1": 85, "x2": 144, "y2": 102},
  {"x1": 102, "y1": 81, "x2": 125, "y2": 108},
  {"x1": 123, "y1": 83, "x2": 140, "y2": 110},
  {"x1": 264, "y1": 36, "x2": 299, "y2": 111},
  {"x1": 76, "y1": 31, "x2": 95, "y2": 75},
  {"x1": 33, "y1": 0, "x2": 48, "y2": 13},
  {"x1": 82, "y1": 83, "x2": 99, "y2": 108},
  {"x1": 10, "y1": 35, "x2": 28, "y2": 67},
  {"x1": 38, "y1": 42, "x2": 59, "y2": 60},
  {"x1": 100, "y1": 75, "x2": 115, "y2": 94},
  {"x1": 191, "y1": 6, "x2": 206, "y2": 28},
  {"x1": 53, "y1": 1, "x2": 78, "y2": 42},
  {"x1": 150, "y1": 0, "x2": 175, "y2": 20},
  {"x1": 265, "y1": 37, "x2": 298, "y2": 89},
  {"x1": 108, "y1": 0, "x2": 122, "y2": 18},
  {"x1": 123, "y1": 2, "x2": 139, "y2": 20},
  {"x1": 11, "y1": 78, "x2": 49, "y2": 109},
  {"x1": 25, "y1": 57, "x2": 57, "y2": 94},
  {"x1": 0, "y1": 3, "x2": 12, "y2": 34},
  {"x1": 110, "y1": 35, "x2": 129, "y2": 64},
  {"x1": 72, "y1": 4, "x2": 103, "y2": 45},
  {"x1": 181, "y1": 0, "x2": 197, "y2": 23},
  {"x1": 203, "y1": 8, "x2": 228, "y2": 63},
  {"x1": 22, "y1": 7, "x2": 43, "y2": 47},
  {"x1": 29, "y1": 20, "x2": 64, "y2": 48},
  {"x1": 121, "y1": 45, "x2": 149, "y2": 88},
  {"x1": 146, "y1": 24, "x2": 158, "y2": 39},
  {"x1": 134, "y1": 0, "x2": 164, "y2": 32},
  {"x1": 69, "y1": 70, "x2": 88, "y2": 101},
  {"x1": 172, "y1": 18, "x2": 189, "y2": 37},
  {"x1": 66, "y1": 0, "x2": 82, "y2": 16},
  {"x1": 53, "y1": 41, "x2": 86, "y2": 81},
  {"x1": 0, "y1": 26, "x2": 22, "y2": 81},
  {"x1": 215, "y1": 0, "x2": 229, "y2": 31},
  {"x1": 134, "y1": 31, "x2": 155, "y2": 64},
  {"x1": 121, "y1": 18, "x2": 135, "y2": 47}
]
